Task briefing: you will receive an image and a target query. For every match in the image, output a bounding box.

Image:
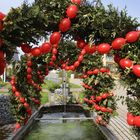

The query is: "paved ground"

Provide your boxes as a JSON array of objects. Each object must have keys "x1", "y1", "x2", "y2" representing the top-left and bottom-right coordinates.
[{"x1": 109, "y1": 83, "x2": 138, "y2": 140}]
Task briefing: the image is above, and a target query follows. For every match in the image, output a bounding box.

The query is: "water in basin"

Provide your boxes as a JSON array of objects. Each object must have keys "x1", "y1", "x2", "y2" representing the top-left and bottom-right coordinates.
[{"x1": 24, "y1": 113, "x2": 106, "y2": 140}]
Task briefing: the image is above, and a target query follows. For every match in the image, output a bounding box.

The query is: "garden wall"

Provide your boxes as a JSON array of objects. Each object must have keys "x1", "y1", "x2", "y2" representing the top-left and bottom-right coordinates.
[{"x1": 0, "y1": 94, "x2": 15, "y2": 125}]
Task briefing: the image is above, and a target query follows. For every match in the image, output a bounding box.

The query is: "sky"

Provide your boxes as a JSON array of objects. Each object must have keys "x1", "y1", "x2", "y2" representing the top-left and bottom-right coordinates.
[
  {"x1": 100, "y1": 0, "x2": 140, "y2": 22},
  {"x1": 0, "y1": 0, "x2": 139, "y2": 22},
  {"x1": 0, "y1": 0, "x2": 139, "y2": 56}
]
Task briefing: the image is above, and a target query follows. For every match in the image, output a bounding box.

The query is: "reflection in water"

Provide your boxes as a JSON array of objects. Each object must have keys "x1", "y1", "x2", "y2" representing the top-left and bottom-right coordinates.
[{"x1": 25, "y1": 113, "x2": 106, "y2": 140}]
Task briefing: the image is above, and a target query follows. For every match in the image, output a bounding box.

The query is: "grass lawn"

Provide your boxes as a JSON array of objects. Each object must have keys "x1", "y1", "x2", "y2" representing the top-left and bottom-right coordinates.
[
  {"x1": 42, "y1": 80, "x2": 82, "y2": 90},
  {"x1": 69, "y1": 83, "x2": 82, "y2": 88},
  {"x1": 41, "y1": 92, "x2": 49, "y2": 105},
  {"x1": 0, "y1": 82, "x2": 10, "y2": 88},
  {"x1": 4, "y1": 84, "x2": 11, "y2": 88},
  {"x1": 41, "y1": 80, "x2": 60, "y2": 93},
  {"x1": 0, "y1": 91, "x2": 9, "y2": 94},
  {"x1": 42, "y1": 80, "x2": 60, "y2": 89}
]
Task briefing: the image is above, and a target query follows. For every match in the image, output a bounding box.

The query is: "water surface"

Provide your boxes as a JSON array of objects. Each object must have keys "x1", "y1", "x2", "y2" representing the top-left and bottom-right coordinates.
[{"x1": 25, "y1": 113, "x2": 106, "y2": 140}]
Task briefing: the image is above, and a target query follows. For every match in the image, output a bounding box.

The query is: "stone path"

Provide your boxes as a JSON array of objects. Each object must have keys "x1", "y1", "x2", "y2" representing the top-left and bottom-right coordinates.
[
  {"x1": 108, "y1": 83, "x2": 138, "y2": 140},
  {"x1": 108, "y1": 108, "x2": 137, "y2": 140}
]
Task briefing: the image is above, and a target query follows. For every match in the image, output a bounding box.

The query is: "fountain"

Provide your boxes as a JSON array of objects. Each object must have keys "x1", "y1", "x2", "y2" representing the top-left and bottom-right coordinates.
[{"x1": 9, "y1": 71, "x2": 118, "y2": 140}]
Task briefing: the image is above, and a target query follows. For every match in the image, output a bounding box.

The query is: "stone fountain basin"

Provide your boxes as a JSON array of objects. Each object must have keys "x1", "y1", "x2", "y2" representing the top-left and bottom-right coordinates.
[{"x1": 10, "y1": 104, "x2": 118, "y2": 140}]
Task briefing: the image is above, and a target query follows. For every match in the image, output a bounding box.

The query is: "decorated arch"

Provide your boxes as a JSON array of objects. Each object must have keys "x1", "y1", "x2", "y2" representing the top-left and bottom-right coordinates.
[{"x1": 0, "y1": 0, "x2": 140, "y2": 135}]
